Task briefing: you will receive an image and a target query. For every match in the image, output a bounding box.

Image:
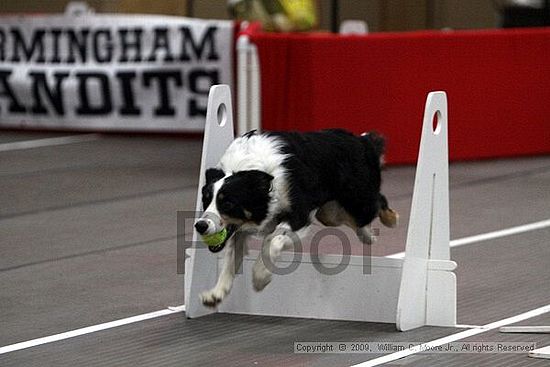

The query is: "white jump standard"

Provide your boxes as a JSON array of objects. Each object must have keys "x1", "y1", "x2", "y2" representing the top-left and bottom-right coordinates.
[{"x1": 185, "y1": 85, "x2": 457, "y2": 331}]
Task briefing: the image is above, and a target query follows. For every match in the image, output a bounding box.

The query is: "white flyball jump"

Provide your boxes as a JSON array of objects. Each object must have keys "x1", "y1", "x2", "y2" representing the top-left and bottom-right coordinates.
[{"x1": 184, "y1": 85, "x2": 457, "y2": 331}]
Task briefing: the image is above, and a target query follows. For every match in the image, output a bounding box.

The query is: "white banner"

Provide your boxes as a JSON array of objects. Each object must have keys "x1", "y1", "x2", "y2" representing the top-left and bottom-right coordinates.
[{"x1": 0, "y1": 11, "x2": 233, "y2": 131}]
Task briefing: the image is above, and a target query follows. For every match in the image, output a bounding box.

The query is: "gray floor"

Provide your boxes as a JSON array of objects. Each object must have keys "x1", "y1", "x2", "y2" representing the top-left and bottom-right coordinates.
[{"x1": 0, "y1": 130, "x2": 549, "y2": 366}]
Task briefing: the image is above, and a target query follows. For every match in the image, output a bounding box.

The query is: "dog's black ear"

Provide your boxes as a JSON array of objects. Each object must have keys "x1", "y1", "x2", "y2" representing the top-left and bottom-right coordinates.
[
  {"x1": 238, "y1": 170, "x2": 274, "y2": 192},
  {"x1": 205, "y1": 168, "x2": 225, "y2": 185}
]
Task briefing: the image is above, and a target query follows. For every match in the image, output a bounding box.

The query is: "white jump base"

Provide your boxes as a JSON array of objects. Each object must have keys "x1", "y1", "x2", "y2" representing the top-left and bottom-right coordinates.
[{"x1": 185, "y1": 85, "x2": 457, "y2": 331}]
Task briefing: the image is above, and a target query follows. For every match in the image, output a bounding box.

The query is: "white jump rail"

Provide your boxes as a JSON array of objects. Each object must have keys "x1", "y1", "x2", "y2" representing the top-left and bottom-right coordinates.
[
  {"x1": 185, "y1": 85, "x2": 456, "y2": 331},
  {"x1": 236, "y1": 35, "x2": 261, "y2": 134}
]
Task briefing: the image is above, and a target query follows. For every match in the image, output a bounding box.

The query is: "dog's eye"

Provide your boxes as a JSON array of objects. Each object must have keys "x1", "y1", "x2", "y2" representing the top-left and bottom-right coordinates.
[{"x1": 221, "y1": 201, "x2": 235, "y2": 211}]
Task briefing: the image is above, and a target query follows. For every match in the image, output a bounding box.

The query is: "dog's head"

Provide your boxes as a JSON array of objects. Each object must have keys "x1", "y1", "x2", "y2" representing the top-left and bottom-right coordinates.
[{"x1": 194, "y1": 168, "x2": 274, "y2": 251}]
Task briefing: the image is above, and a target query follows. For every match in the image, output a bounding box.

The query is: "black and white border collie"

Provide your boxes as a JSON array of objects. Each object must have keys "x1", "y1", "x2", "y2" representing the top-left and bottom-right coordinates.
[{"x1": 194, "y1": 129, "x2": 398, "y2": 307}]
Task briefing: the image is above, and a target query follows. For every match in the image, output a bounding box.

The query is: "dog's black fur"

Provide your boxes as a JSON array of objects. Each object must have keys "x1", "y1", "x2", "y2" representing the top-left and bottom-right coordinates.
[{"x1": 266, "y1": 129, "x2": 386, "y2": 231}]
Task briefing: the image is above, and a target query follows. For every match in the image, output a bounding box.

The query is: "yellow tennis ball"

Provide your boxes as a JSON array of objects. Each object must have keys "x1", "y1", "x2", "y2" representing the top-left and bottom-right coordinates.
[{"x1": 201, "y1": 228, "x2": 228, "y2": 247}]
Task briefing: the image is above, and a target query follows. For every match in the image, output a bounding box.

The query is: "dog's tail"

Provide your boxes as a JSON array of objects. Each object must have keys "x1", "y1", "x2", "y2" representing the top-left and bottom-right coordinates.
[{"x1": 360, "y1": 131, "x2": 386, "y2": 166}]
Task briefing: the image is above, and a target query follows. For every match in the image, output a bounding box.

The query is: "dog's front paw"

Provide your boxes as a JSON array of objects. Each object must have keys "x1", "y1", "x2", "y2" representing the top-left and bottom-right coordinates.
[
  {"x1": 252, "y1": 261, "x2": 272, "y2": 292},
  {"x1": 199, "y1": 288, "x2": 226, "y2": 308}
]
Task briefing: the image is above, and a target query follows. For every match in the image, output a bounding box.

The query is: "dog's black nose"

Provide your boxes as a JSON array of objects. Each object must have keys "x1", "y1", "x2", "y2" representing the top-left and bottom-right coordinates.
[{"x1": 195, "y1": 220, "x2": 209, "y2": 235}]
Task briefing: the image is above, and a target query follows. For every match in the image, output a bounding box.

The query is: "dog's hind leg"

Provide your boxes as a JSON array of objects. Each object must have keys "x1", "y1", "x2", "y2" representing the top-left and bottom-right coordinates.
[
  {"x1": 315, "y1": 200, "x2": 356, "y2": 228},
  {"x1": 316, "y1": 196, "x2": 398, "y2": 245},
  {"x1": 316, "y1": 200, "x2": 374, "y2": 243},
  {"x1": 378, "y1": 194, "x2": 399, "y2": 228},
  {"x1": 252, "y1": 223, "x2": 309, "y2": 292},
  {"x1": 200, "y1": 233, "x2": 248, "y2": 308},
  {"x1": 355, "y1": 194, "x2": 399, "y2": 243}
]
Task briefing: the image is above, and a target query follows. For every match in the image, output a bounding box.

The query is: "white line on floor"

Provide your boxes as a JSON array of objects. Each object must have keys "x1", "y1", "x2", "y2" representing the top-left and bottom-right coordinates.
[
  {"x1": 500, "y1": 325, "x2": 550, "y2": 333},
  {"x1": 385, "y1": 218, "x2": 550, "y2": 259},
  {"x1": 0, "y1": 134, "x2": 101, "y2": 152},
  {"x1": 351, "y1": 303, "x2": 550, "y2": 367},
  {"x1": 530, "y1": 345, "x2": 550, "y2": 359},
  {"x1": 0, "y1": 305, "x2": 185, "y2": 355}
]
